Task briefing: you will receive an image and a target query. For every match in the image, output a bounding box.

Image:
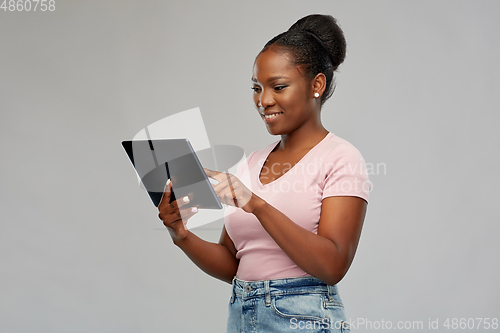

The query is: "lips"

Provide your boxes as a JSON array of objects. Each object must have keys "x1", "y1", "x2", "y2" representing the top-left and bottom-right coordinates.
[
  {"x1": 261, "y1": 112, "x2": 283, "y2": 123},
  {"x1": 263, "y1": 112, "x2": 283, "y2": 119}
]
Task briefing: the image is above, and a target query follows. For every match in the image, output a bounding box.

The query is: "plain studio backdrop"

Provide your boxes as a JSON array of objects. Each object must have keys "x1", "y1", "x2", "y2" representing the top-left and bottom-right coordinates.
[{"x1": 1, "y1": 1, "x2": 499, "y2": 332}]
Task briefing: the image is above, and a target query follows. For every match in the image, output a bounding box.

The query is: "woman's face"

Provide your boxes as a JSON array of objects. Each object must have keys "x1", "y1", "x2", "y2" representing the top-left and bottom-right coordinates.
[{"x1": 252, "y1": 48, "x2": 317, "y2": 136}]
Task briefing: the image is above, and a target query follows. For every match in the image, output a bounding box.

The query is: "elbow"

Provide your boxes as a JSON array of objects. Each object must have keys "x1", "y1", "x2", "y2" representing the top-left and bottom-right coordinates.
[
  {"x1": 308, "y1": 242, "x2": 356, "y2": 285},
  {"x1": 320, "y1": 262, "x2": 350, "y2": 286},
  {"x1": 321, "y1": 245, "x2": 357, "y2": 285},
  {"x1": 321, "y1": 271, "x2": 346, "y2": 286}
]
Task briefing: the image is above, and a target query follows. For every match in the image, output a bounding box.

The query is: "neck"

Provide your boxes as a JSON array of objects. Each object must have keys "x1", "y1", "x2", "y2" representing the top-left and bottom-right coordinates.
[{"x1": 277, "y1": 119, "x2": 329, "y2": 153}]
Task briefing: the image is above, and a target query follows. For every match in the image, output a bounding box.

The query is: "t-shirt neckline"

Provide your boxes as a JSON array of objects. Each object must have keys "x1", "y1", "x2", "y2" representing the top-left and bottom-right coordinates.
[{"x1": 257, "y1": 132, "x2": 332, "y2": 187}]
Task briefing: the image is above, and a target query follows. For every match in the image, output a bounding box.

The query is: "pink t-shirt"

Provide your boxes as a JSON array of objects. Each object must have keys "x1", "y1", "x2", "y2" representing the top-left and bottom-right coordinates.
[{"x1": 224, "y1": 132, "x2": 370, "y2": 281}]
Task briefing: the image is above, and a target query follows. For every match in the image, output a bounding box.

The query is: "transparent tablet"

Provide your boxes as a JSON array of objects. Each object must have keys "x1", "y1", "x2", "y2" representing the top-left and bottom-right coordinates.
[{"x1": 122, "y1": 139, "x2": 222, "y2": 209}]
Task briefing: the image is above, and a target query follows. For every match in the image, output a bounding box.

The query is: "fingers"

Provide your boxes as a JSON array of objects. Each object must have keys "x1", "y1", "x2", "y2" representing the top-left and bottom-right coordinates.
[
  {"x1": 218, "y1": 180, "x2": 240, "y2": 206},
  {"x1": 159, "y1": 202, "x2": 198, "y2": 232},
  {"x1": 158, "y1": 179, "x2": 172, "y2": 209},
  {"x1": 174, "y1": 195, "x2": 193, "y2": 210},
  {"x1": 158, "y1": 178, "x2": 198, "y2": 230},
  {"x1": 209, "y1": 173, "x2": 231, "y2": 198},
  {"x1": 177, "y1": 205, "x2": 199, "y2": 229},
  {"x1": 211, "y1": 175, "x2": 229, "y2": 192},
  {"x1": 204, "y1": 167, "x2": 224, "y2": 181},
  {"x1": 211, "y1": 173, "x2": 248, "y2": 208},
  {"x1": 162, "y1": 205, "x2": 198, "y2": 231},
  {"x1": 156, "y1": 179, "x2": 200, "y2": 240},
  {"x1": 204, "y1": 169, "x2": 252, "y2": 209},
  {"x1": 217, "y1": 174, "x2": 236, "y2": 197},
  {"x1": 158, "y1": 179, "x2": 192, "y2": 211},
  {"x1": 203, "y1": 167, "x2": 217, "y2": 177},
  {"x1": 210, "y1": 171, "x2": 238, "y2": 192},
  {"x1": 158, "y1": 194, "x2": 194, "y2": 220},
  {"x1": 163, "y1": 211, "x2": 197, "y2": 240},
  {"x1": 218, "y1": 188, "x2": 238, "y2": 207}
]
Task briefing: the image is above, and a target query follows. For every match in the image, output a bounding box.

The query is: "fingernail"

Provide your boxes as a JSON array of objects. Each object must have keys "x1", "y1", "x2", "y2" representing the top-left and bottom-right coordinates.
[
  {"x1": 166, "y1": 179, "x2": 171, "y2": 185},
  {"x1": 191, "y1": 207, "x2": 198, "y2": 213},
  {"x1": 183, "y1": 196, "x2": 190, "y2": 203}
]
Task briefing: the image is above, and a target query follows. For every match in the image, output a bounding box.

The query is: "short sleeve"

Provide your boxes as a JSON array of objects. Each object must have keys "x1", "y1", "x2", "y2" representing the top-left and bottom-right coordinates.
[{"x1": 321, "y1": 143, "x2": 371, "y2": 203}]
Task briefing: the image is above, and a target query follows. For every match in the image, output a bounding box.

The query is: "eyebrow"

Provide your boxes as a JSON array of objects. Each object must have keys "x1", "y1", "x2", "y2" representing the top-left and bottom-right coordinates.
[{"x1": 251, "y1": 76, "x2": 289, "y2": 83}]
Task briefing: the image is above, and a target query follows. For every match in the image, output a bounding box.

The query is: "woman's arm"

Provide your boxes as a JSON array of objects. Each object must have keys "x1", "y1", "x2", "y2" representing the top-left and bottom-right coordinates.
[
  {"x1": 158, "y1": 180, "x2": 238, "y2": 284},
  {"x1": 252, "y1": 195, "x2": 367, "y2": 286},
  {"x1": 173, "y1": 225, "x2": 239, "y2": 284},
  {"x1": 204, "y1": 168, "x2": 367, "y2": 286}
]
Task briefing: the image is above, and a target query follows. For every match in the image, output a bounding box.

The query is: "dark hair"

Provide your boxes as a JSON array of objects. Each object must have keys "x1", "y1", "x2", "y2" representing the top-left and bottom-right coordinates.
[{"x1": 261, "y1": 14, "x2": 346, "y2": 106}]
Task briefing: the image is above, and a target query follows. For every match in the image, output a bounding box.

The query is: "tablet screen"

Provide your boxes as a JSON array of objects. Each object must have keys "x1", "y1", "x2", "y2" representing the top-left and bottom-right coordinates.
[{"x1": 122, "y1": 139, "x2": 222, "y2": 209}]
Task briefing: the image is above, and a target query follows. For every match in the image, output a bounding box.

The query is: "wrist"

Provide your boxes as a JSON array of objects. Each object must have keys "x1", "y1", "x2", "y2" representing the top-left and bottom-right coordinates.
[
  {"x1": 169, "y1": 228, "x2": 190, "y2": 245},
  {"x1": 249, "y1": 195, "x2": 268, "y2": 215}
]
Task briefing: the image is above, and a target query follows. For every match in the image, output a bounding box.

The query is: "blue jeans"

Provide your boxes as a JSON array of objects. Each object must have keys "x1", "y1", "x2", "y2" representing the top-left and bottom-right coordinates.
[{"x1": 227, "y1": 276, "x2": 350, "y2": 332}]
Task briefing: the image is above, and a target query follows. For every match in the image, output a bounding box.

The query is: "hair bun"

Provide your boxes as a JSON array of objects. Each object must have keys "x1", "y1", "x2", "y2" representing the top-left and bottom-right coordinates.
[
  {"x1": 260, "y1": 14, "x2": 347, "y2": 106},
  {"x1": 288, "y1": 14, "x2": 346, "y2": 70}
]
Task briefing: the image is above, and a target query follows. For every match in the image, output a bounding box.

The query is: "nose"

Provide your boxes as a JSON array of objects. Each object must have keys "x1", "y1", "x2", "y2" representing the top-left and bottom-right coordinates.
[{"x1": 258, "y1": 88, "x2": 275, "y2": 109}]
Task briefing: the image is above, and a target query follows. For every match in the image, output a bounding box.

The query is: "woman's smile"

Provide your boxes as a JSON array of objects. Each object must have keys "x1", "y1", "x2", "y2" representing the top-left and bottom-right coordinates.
[{"x1": 261, "y1": 111, "x2": 284, "y2": 122}]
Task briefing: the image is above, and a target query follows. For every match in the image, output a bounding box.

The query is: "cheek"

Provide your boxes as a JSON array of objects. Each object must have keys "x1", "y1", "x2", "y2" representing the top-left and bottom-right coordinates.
[
  {"x1": 280, "y1": 90, "x2": 303, "y2": 109},
  {"x1": 253, "y1": 93, "x2": 260, "y2": 106}
]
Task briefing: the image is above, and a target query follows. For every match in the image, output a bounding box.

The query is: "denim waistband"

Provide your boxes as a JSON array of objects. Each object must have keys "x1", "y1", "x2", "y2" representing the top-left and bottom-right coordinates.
[{"x1": 231, "y1": 276, "x2": 338, "y2": 304}]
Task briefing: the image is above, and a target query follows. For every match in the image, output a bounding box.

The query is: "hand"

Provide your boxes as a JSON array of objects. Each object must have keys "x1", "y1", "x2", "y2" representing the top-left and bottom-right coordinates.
[
  {"x1": 204, "y1": 168, "x2": 263, "y2": 214},
  {"x1": 158, "y1": 180, "x2": 198, "y2": 241}
]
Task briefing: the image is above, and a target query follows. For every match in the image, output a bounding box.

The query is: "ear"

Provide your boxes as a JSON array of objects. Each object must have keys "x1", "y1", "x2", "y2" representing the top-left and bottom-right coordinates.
[{"x1": 311, "y1": 73, "x2": 327, "y2": 98}]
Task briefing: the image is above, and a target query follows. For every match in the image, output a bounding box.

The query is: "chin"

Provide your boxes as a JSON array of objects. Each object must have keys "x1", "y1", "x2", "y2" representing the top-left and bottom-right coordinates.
[
  {"x1": 265, "y1": 126, "x2": 280, "y2": 136},
  {"x1": 266, "y1": 127, "x2": 289, "y2": 136}
]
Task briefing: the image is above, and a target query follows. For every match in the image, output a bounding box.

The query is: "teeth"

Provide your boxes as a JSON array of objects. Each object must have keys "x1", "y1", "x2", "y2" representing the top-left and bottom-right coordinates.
[{"x1": 264, "y1": 113, "x2": 283, "y2": 119}]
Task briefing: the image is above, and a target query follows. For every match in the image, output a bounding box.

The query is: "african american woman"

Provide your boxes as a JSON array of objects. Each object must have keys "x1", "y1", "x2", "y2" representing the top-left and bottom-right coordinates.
[{"x1": 158, "y1": 14, "x2": 370, "y2": 332}]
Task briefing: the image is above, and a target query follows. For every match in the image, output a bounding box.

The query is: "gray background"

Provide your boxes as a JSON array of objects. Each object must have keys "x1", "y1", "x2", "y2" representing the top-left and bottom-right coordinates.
[{"x1": 1, "y1": 1, "x2": 499, "y2": 332}]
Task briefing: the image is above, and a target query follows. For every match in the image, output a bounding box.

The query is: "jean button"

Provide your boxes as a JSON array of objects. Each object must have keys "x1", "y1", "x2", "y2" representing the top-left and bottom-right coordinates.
[{"x1": 245, "y1": 285, "x2": 252, "y2": 292}]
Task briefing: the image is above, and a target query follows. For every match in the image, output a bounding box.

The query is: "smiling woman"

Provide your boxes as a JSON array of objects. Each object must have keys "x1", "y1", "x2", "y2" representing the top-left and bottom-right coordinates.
[{"x1": 157, "y1": 14, "x2": 370, "y2": 332}]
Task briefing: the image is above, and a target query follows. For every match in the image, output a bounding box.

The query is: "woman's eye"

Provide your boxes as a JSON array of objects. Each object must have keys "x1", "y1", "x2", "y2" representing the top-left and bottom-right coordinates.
[
  {"x1": 251, "y1": 86, "x2": 261, "y2": 93},
  {"x1": 274, "y1": 85, "x2": 287, "y2": 91}
]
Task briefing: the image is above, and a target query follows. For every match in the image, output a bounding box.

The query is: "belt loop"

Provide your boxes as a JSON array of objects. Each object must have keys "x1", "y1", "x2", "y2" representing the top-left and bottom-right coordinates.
[
  {"x1": 265, "y1": 280, "x2": 271, "y2": 307},
  {"x1": 230, "y1": 276, "x2": 236, "y2": 304},
  {"x1": 327, "y1": 284, "x2": 336, "y2": 301}
]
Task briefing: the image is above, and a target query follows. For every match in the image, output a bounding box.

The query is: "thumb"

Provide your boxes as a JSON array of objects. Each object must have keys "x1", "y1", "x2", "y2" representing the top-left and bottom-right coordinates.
[{"x1": 158, "y1": 179, "x2": 172, "y2": 208}]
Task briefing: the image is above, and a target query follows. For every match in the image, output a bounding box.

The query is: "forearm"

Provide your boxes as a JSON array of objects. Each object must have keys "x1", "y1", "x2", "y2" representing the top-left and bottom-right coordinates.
[
  {"x1": 253, "y1": 201, "x2": 348, "y2": 285},
  {"x1": 173, "y1": 231, "x2": 238, "y2": 284}
]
